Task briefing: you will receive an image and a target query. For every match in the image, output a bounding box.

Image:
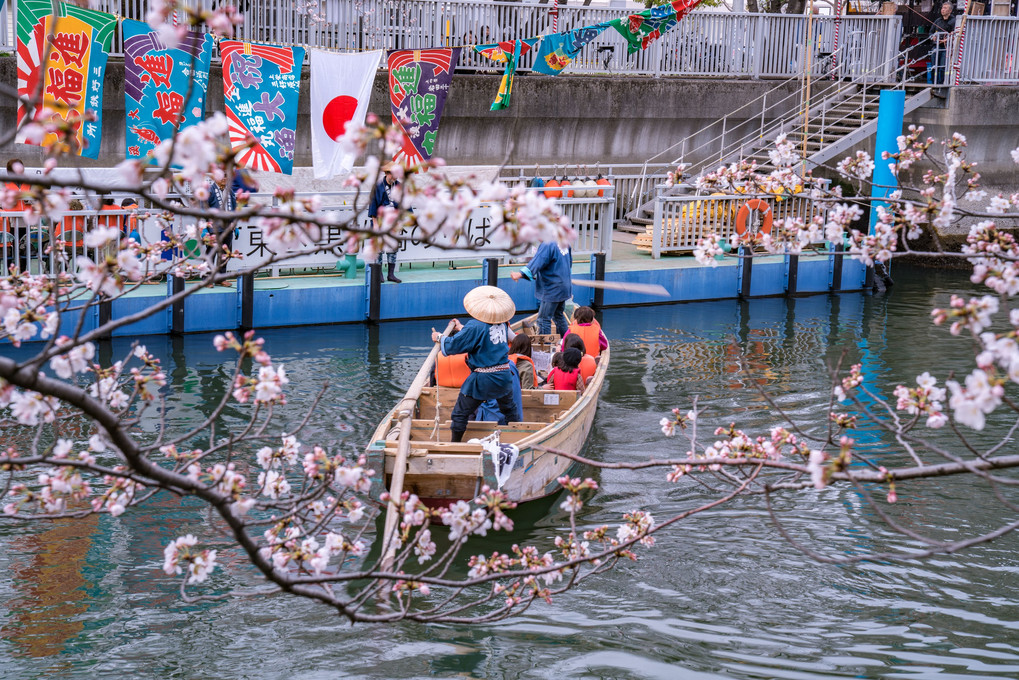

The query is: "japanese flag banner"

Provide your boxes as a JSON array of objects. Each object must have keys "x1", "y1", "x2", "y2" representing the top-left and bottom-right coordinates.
[
  {"x1": 310, "y1": 49, "x2": 382, "y2": 180},
  {"x1": 16, "y1": 0, "x2": 117, "y2": 159},
  {"x1": 388, "y1": 48, "x2": 461, "y2": 166},
  {"x1": 221, "y1": 41, "x2": 306, "y2": 175},
  {"x1": 122, "y1": 18, "x2": 214, "y2": 162}
]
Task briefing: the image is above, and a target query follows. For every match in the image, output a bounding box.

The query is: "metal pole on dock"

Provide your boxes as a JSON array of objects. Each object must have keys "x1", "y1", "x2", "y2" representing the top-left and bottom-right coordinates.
[
  {"x1": 737, "y1": 245, "x2": 753, "y2": 300},
  {"x1": 590, "y1": 252, "x2": 606, "y2": 309},
  {"x1": 366, "y1": 263, "x2": 382, "y2": 324},
  {"x1": 786, "y1": 253, "x2": 799, "y2": 297},
  {"x1": 169, "y1": 276, "x2": 185, "y2": 335},
  {"x1": 482, "y1": 258, "x2": 499, "y2": 287},
  {"x1": 238, "y1": 272, "x2": 254, "y2": 331}
]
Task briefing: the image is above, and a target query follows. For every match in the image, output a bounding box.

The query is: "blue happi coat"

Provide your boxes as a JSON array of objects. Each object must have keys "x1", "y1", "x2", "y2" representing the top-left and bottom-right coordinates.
[
  {"x1": 440, "y1": 319, "x2": 514, "y2": 401},
  {"x1": 520, "y1": 242, "x2": 572, "y2": 302}
]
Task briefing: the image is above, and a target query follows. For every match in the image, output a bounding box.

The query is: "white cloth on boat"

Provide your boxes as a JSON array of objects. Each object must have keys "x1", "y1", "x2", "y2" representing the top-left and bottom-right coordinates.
[{"x1": 468, "y1": 432, "x2": 519, "y2": 490}]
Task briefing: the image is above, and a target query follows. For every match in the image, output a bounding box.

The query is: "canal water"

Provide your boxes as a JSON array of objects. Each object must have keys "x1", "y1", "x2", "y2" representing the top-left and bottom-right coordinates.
[{"x1": 1, "y1": 265, "x2": 1017, "y2": 679}]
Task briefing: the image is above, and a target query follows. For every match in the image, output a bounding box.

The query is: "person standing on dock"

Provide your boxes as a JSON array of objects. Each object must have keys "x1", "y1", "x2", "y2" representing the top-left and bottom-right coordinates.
[
  {"x1": 510, "y1": 241, "x2": 572, "y2": 336},
  {"x1": 929, "y1": 2, "x2": 956, "y2": 87},
  {"x1": 368, "y1": 162, "x2": 403, "y2": 283},
  {"x1": 431, "y1": 286, "x2": 522, "y2": 443}
]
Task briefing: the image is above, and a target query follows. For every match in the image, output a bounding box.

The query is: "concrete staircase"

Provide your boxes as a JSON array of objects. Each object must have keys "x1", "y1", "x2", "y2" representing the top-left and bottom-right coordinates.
[{"x1": 624, "y1": 82, "x2": 933, "y2": 231}]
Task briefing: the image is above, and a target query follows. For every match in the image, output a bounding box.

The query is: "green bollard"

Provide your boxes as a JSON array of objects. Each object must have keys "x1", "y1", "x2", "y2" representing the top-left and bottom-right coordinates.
[{"x1": 335, "y1": 253, "x2": 359, "y2": 279}]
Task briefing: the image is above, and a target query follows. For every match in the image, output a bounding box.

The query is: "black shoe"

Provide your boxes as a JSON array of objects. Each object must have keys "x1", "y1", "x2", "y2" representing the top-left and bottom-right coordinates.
[{"x1": 386, "y1": 263, "x2": 402, "y2": 283}]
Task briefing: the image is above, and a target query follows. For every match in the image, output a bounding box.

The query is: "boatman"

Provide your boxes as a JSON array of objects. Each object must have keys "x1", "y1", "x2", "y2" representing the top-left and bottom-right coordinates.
[
  {"x1": 431, "y1": 286, "x2": 522, "y2": 443},
  {"x1": 510, "y1": 241, "x2": 572, "y2": 336}
]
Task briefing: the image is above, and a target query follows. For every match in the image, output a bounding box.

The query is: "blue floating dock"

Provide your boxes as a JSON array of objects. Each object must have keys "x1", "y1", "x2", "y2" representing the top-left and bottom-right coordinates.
[{"x1": 60, "y1": 235, "x2": 866, "y2": 338}]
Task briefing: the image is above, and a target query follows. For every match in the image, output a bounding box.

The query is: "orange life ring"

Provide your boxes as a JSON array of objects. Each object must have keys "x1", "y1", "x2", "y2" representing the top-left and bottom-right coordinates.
[{"x1": 735, "y1": 199, "x2": 773, "y2": 238}]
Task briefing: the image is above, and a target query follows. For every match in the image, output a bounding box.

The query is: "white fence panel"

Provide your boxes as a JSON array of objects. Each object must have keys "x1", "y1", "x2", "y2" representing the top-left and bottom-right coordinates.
[{"x1": 958, "y1": 17, "x2": 1019, "y2": 83}]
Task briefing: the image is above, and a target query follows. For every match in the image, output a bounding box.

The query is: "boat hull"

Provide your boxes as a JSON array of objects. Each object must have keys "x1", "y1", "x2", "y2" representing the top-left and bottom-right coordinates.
[{"x1": 365, "y1": 326, "x2": 608, "y2": 508}]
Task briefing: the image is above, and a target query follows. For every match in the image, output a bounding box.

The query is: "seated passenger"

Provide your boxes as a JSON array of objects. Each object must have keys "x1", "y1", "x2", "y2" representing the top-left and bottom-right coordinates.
[
  {"x1": 563, "y1": 334, "x2": 597, "y2": 383},
  {"x1": 545, "y1": 348, "x2": 585, "y2": 392},
  {"x1": 561, "y1": 305, "x2": 607, "y2": 357},
  {"x1": 508, "y1": 333, "x2": 538, "y2": 389}
]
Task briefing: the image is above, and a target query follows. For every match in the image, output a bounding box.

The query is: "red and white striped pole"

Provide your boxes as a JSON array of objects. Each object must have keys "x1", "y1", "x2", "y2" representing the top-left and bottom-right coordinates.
[
  {"x1": 953, "y1": 0, "x2": 972, "y2": 86},
  {"x1": 551, "y1": 0, "x2": 559, "y2": 33},
  {"x1": 831, "y1": 0, "x2": 844, "y2": 80}
]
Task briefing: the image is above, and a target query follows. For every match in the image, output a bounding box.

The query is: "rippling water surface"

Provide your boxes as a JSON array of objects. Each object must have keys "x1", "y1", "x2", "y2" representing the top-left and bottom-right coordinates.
[{"x1": 2, "y1": 265, "x2": 1018, "y2": 679}]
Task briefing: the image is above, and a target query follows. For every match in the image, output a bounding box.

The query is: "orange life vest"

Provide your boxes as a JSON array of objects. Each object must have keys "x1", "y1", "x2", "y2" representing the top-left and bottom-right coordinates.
[
  {"x1": 1, "y1": 182, "x2": 28, "y2": 235},
  {"x1": 98, "y1": 204, "x2": 123, "y2": 232},
  {"x1": 579, "y1": 354, "x2": 597, "y2": 383},
  {"x1": 436, "y1": 353, "x2": 470, "y2": 387},
  {"x1": 509, "y1": 353, "x2": 537, "y2": 387},
  {"x1": 54, "y1": 214, "x2": 86, "y2": 247},
  {"x1": 568, "y1": 320, "x2": 603, "y2": 358}
]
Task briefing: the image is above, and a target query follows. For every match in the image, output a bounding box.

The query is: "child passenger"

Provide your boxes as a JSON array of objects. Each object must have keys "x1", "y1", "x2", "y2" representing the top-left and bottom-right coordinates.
[
  {"x1": 546, "y1": 348, "x2": 585, "y2": 392},
  {"x1": 508, "y1": 333, "x2": 538, "y2": 389},
  {"x1": 561, "y1": 306, "x2": 607, "y2": 357}
]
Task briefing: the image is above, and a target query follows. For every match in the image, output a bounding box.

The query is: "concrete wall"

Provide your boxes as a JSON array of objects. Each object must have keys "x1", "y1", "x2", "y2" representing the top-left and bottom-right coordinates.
[
  {"x1": 0, "y1": 56, "x2": 797, "y2": 169},
  {"x1": 2, "y1": 55, "x2": 1017, "y2": 183}
]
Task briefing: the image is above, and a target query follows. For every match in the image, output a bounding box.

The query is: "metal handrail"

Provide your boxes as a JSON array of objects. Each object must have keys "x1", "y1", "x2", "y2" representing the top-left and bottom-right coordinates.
[{"x1": 627, "y1": 36, "x2": 926, "y2": 218}]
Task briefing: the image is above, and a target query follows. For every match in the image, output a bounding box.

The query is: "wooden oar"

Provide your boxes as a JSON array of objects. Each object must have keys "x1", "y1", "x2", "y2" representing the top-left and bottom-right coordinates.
[
  {"x1": 379, "y1": 319, "x2": 456, "y2": 574},
  {"x1": 571, "y1": 279, "x2": 670, "y2": 297}
]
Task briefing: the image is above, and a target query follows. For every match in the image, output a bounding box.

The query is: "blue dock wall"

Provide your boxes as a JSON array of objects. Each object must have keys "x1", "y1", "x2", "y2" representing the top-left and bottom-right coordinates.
[{"x1": 56, "y1": 255, "x2": 867, "y2": 338}]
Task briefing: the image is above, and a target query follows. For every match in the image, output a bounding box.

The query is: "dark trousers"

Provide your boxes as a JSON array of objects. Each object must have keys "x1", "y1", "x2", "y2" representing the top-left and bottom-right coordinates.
[
  {"x1": 537, "y1": 299, "x2": 569, "y2": 335},
  {"x1": 207, "y1": 223, "x2": 235, "y2": 269},
  {"x1": 450, "y1": 390, "x2": 519, "y2": 437}
]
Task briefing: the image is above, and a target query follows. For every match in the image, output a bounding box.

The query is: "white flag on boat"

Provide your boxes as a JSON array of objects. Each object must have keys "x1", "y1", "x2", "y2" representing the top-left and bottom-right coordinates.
[{"x1": 310, "y1": 49, "x2": 382, "y2": 180}]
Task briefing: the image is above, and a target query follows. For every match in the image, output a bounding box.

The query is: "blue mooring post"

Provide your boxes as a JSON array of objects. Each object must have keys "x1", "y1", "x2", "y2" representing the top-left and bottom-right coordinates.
[
  {"x1": 590, "y1": 252, "x2": 606, "y2": 309},
  {"x1": 482, "y1": 258, "x2": 499, "y2": 287},
  {"x1": 869, "y1": 90, "x2": 905, "y2": 233},
  {"x1": 168, "y1": 275, "x2": 184, "y2": 335},
  {"x1": 366, "y1": 263, "x2": 382, "y2": 324}
]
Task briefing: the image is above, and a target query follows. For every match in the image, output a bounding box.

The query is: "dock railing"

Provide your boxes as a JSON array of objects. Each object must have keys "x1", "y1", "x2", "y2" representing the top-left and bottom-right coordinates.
[
  {"x1": 647, "y1": 191, "x2": 827, "y2": 259},
  {"x1": 0, "y1": 184, "x2": 615, "y2": 279}
]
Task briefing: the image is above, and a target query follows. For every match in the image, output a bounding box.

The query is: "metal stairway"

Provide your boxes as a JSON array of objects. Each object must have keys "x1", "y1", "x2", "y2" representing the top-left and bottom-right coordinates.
[{"x1": 624, "y1": 47, "x2": 935, "y2": 229}]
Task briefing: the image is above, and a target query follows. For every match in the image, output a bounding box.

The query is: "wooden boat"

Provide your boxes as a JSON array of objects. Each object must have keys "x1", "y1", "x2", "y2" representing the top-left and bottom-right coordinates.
[{"x1": 365, "y1": 316, "x2": 608, "y2": 511}]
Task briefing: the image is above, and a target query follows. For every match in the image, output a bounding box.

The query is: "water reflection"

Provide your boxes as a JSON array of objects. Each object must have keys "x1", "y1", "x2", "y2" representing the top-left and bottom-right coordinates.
[{"x1": 1, "y1": 266, "x2": 1017, "y2": 678}]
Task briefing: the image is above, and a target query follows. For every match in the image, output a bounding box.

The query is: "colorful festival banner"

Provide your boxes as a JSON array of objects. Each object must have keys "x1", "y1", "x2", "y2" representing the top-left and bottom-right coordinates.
[
  {"x1": 475, "y1": 38, "x2": 539, "y2": 111},
  {"x1": 609, "y1": 0, "x2": 701, "y2": 54},
  {"x1": 15, "y1": 0, "x2": 117, "y2": 158},
  {"x1": 387, "y1": 48, "x2": 461, "y2": 166},
  {"x1": 122, "y1": 18, "x2": 214, "y2": 161},
  {"x1": 220, "y1": 41, "x2": 305, "y2": 175},
  {"x1": 532, "y1": 24, "x2": 610, "y2": 76}
]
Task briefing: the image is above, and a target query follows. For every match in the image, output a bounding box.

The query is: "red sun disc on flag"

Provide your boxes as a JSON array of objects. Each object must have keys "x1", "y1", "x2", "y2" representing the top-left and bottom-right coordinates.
[{"x1": 322, "y1": 95, "x2": 358, "y2": 141}]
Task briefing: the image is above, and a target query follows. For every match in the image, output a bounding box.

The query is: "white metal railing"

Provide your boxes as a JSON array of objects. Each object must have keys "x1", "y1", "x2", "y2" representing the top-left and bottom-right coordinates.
[
  {"x1": 649, "y1": 192, "x2": 826, "y2": 259},
  {"x1": 4, "y1": 3, "x2": 1019, "y2": 83},
  {"x1": 500, "y1": 163, "x2": 673, "y2": 224},
  {"x1": 1, "y1": 1, "x2": 907, "y2": 81},
  {"x1": 957, "y1": 16, "x2": 1019, "y2": 83},
  {"x1": 622, "y1": 36, "x2": 930, "y2": 224},
  {"x1": 0, "y1": 184, "x2": 614, "y2": 278}
]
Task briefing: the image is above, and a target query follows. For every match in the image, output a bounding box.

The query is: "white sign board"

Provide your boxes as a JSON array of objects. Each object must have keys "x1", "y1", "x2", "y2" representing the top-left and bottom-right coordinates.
[{"x1": 223, "y1": 203, "x2": 522, "y2": 272}]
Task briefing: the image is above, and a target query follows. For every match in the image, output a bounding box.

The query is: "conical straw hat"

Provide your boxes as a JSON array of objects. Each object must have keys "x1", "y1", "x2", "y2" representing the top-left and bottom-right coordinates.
[{"x1": 463, "y1": 286, "x2": 515, "y2": 324}]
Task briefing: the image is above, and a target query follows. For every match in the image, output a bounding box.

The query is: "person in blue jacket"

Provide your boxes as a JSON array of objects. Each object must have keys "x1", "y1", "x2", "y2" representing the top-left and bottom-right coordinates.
[
  {"x1": 510, "y1": 241, "x2": 572, "y2": 335},
  {"x1": 431, "y1": 286, "x2": 522, "y2": 443}
]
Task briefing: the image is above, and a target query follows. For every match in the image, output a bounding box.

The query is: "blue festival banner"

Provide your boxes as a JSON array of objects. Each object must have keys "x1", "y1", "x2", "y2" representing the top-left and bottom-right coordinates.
[
  {"x1": 122, "y1": 18, "x2": 213, "y2": 160},
  {"x1": 220, "y1": 41, "x2": 305, "y2": 174},
  {"x1": 532, "y1": 24, "x2": 610, "y2": 76}
]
